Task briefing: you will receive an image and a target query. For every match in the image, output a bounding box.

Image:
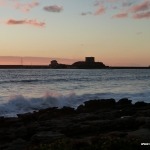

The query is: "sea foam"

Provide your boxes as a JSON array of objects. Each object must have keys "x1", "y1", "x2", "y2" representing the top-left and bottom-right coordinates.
[
  {"x1": 0, "y1": 91, "x2": 149, "y2": 117},
  {"x1": 0, "y1": 92, "x2": 83, "y2": 117}
]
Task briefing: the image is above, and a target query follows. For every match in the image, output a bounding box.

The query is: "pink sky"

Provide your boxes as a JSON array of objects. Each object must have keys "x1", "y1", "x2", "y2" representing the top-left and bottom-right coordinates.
[
  {"x1": 0, "y1": 56, "x2": 78, "y2": 65},
  {"x1": 0, "y1": 0, "x2": 149, "y2": 66},
  {"x1": 0, "y1": 56, "x2": 149, "y2": 67}
]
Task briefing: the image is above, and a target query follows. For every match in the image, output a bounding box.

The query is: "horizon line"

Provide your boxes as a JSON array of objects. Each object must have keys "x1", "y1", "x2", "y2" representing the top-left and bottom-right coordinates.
[{"x1": 0, "y1": 56, "x2": 149, "y2": 67}]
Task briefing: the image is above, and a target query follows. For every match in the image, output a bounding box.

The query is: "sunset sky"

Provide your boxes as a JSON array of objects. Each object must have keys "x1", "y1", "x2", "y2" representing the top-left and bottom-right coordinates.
[{"x1": 0, "y1": 0, "x2": 150, "y2": 66}]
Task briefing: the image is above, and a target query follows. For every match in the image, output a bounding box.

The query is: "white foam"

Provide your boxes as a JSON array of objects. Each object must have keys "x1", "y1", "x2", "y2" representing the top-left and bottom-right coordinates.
[
  {"x1": 0, "y1": 91, "x2": 149, "y2": 117},
  {"x1": 0, "y1": 92, "x2": 81, "y2": 117}
]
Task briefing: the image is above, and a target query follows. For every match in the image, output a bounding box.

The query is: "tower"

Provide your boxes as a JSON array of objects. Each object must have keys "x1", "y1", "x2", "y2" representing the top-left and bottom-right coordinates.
[{"x1": 85, "y1": 57, "x2": 95, "y2": 63}]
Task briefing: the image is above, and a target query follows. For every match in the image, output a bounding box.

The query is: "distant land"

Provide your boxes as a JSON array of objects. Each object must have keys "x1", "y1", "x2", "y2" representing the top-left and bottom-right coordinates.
[
  {"x1": 0, "y1": 56, "x2": 149, "y2": 69},
  {"x1": 0, "y1": 56, "x2": 77, "y2": 65},
  {"x1": 0, "y1": 56, "x2": 149, "y2": 67}
]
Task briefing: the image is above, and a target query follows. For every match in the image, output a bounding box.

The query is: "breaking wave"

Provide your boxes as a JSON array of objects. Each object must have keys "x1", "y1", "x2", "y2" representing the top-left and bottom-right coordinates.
[{"x1": 0, "y1": 91, "x2": 150, "y2": 117}]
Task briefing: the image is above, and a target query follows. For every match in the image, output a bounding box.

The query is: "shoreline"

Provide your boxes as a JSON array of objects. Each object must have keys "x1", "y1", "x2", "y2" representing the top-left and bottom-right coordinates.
[
  {"x1": 0, "y1": 98, "x2": 150, "y2": 149},
  {"x1": 0, "y1": 65, "x2": 149, "y2": 69}
]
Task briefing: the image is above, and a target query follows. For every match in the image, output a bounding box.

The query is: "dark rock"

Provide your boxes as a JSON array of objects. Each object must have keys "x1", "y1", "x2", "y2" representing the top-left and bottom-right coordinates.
[
  {"x1": 139, "y1": 117, "x2": 150, "y2": 129},
  {"x1": 134, "y1": 101, "x2": 147, "y2": 107},
  {"x1": 5, "y1": 138, "x2": 28, "y2": 150},
  {"x1": 114, "y1": 108, "x2": 137, "y2": 118},
  {"x1": 60, "y1": 106, "x2": 75, "y2": 114},
  {"x1": 113, "y1": 117, "x2": 142, "y2": 131},
  {"x1": 117, "y1": 98, "x2": 132, "y2": 107},
  {"x1": 107, "y1": 131, "x2": 128, "y2": 138},
  {"x1": 77, "y1": 99, "x2": 116, "y2": 112},
  {"x1": 14, "y1": 126, "x2": 28, "y2": 139},
  {"x1": 0, "y1": 116, "x2": 4, "y2": 120},
  {"x1": 0, "y1": 98, "x2": 150, "y2": 149},
  {"x1": 31, "y1": 131, "x2": 64, "y2": 144},
  {"x1": 128, "y1": 128, "x2": 150, "y2": 140},
  {"x1": 17, "y1": 112, "x2": 37, "y2": 123},
  {"x1": 37, "y1": 107, "x2": 75, "y2": 121}
]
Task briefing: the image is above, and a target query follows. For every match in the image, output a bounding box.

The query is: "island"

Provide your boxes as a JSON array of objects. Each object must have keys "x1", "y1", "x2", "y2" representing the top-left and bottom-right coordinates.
[{"x1": 49, "y1": 57, "x2": 109, "y2": 69}]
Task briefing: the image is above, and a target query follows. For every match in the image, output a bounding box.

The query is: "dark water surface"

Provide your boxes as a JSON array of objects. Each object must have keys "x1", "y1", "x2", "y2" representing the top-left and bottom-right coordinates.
[{"x1": 0, "y1": 69, "x2": 150, "y2": 116}]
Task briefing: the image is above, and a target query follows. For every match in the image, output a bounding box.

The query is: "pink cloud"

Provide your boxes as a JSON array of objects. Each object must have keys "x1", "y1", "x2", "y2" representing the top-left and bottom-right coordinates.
[
  {"x1": 0, "y1": 0, "x2": 39, "y2": 12},
  {"x1": 14, "y1": 1, "x2": 39, "y2": 12},
  {"x1": 6, "y1": 19, "x2": 45, "y2": 27},
  {"x1": 94, "y1": 5, "x2": 105, "y2": 15},
  {"x1": 130, "y1": 0, "x2": 150, "y2": 13},
  {"x1": 113, "y1": 12, "x2": 128, "y2": 18},
  {"x1": 26, "y1": 20, "x2": 45, "y2": 27},
  {"x1": 7, "y1": 19, "x2": 25, "y2": 25},
  {"x1": 133, "y1": 11, "x2": 150, "y2": 19}
]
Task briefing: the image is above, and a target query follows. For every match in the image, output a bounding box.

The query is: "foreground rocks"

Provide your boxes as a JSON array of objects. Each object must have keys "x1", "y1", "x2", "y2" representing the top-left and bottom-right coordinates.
[{"x1": 0, "y1": 98, "x2": 150, "y2": 150}]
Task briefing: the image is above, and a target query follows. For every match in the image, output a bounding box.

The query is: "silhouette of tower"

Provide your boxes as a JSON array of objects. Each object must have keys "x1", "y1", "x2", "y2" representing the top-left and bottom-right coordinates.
[{"x1": 85, "y1": 57, "x2": 95, "y2": 63}]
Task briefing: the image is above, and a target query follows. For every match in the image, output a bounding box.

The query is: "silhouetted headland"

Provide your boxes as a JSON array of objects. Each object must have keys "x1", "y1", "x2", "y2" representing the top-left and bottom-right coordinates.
[
  {"x1": 0, "y1": 57, "x2": 149, "y2": 69},
  {"x1": 49, "y1": 57, "x2": 109, "y2": 69}
]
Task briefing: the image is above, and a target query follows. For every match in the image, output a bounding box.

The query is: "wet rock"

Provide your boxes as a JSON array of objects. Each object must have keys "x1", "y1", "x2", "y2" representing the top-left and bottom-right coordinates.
[
  {"x1": 139, "y1": 117, "x2": 150, "y2": 129},
  {"x1": 113, "y1": 117, "x2": 142, "y2": 131},
  {"x1": 59, "y1": 106, "x2": 75, "y2": 115},
  {"x1": 117, "y1": 98, "x2": 132, "y2": 107},
  {"x1": 5, "y1": 138, "x2": 28, "y2": 150},
  {"x1": 17, "y1": 112, "x2": 37, "y2": 123},
  {"x1": 115, "y1": 108, "x2": 137, "y2": 118},
  {"x1": 14, "y1": 126, "x2": 28, "y2": 139},
  {"x1": 107, "y1": 131, "x2": 128, "y2": 138},
  {"x1": 31, "y1": 131, "x2": 65, "y2": 144},
  {"x1": 128, "y1": 128, "x2": 150, "y2": 140},
  {"x1": 0, "y1": 98, "x2": 150, "y2": 149},
  {"x1": 77, "y1": 99, "x2": 116, "y2": 112},
  {"x1": 134, "y1": 101, "x2": 147, "y2": 107}
]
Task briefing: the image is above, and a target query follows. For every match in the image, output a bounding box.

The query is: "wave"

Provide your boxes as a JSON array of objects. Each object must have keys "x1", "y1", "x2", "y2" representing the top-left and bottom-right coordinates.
[
  {"x1": 0, "y1": 78, "x2": 78, "y2": 84},
  {"x1": 0, "y1": 92, "x2": 150, "y2": 117},
  {"x1": 0, "y1": 79, "x2": 45, "y2": 84}
]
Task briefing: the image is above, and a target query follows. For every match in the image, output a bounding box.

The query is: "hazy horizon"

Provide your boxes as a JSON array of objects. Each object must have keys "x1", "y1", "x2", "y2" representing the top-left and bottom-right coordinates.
[
  {"x1": 0, "y1": 56, "x2": 79, "y2": 66},
  {"x1": 0, "y1": 0, "x2": 149, "y2": 66},
  {"x1": 0, "y1": 56, "x2": 149, "y2": 67}
]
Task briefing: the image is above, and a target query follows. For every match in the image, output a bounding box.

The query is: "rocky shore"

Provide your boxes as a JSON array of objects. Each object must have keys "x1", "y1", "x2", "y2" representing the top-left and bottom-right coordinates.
[{"x1": 0, "y1": 98, "x2": 150, "y2": 150}]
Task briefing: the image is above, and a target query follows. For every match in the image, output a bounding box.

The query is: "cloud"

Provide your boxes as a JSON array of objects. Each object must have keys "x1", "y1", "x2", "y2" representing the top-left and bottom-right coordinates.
[
  {"x1": 133, "y1": 11, "x2": 150, "y2": 19},
  {"x1": 43, "y1": 5, "x2": 63, "y2": 13},
  {"x1": 81, "y1": 12, "x2": 92, "y2": 16},
  {"x1": 94, "y1": 0, "x2": 102, "y2": 6},
  {"x1": 113, "y1": 12, "x2": 128, "y2": 18},
  {"x1": 7, "y1": 19, "x2": 25, "y2": 25},
  {"x1": 128, "y1": 0, "x2": 150, "y2": 20},
  {"x1": 130, "y1": 0, "x2": 150, "y2": 13},
  {"x1": 6, "y1": 19, "x2": 45, "y2": 27},
  {"x1": 14, "y1": 1, "x2": 39, "y2": 12},
  {"x1": 111, "y1": 0, "x2": 150, "y2": 20},
  {"x1": 0, "y1": 0, "x2": 39, "y2": 12},
  {"x1": 94, "y1": 5, "x2": 105, "y2": 15}
]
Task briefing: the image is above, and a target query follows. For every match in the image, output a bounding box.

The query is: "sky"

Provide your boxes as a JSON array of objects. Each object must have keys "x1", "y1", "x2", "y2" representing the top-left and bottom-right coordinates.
[{"x1": 0, "y1": 0, "x2": 150, "y2": 66}]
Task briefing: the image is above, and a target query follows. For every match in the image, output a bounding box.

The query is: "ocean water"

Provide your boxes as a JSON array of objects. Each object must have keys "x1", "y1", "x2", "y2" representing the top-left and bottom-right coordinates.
[{"x1": 0, "y1": 69, "x2": 150, "y2": 117}]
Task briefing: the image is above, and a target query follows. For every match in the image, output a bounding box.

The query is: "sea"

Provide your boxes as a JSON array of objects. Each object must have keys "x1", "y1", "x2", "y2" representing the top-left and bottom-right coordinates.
[{"x1": 0, "y1": 69, "x2": 150, "y2": 117}]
